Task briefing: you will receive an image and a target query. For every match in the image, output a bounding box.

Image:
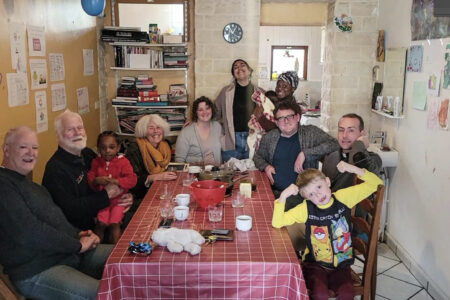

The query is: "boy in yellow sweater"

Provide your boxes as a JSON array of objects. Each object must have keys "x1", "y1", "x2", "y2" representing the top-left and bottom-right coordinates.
[{"x1": 272, "y1": 161, "x2": 382, "y2": 300}]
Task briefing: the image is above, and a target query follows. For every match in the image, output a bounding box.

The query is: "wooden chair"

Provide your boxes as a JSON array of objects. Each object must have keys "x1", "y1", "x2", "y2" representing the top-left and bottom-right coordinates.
[{"x1": 329, "y1": 181, "x2": 385, "y2": 300}]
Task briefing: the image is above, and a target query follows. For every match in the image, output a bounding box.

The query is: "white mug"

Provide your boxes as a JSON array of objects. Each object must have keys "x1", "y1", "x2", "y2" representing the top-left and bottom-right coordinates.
[
  {"x1": 175, "y1": 193, "x2": 190, "y2": 206},
  {"x1": 236, "y1": 215, "x2": 252, "y2": 231},
  {"x1": 173, "y1": 206, "x2": 189, "y2": 221}
]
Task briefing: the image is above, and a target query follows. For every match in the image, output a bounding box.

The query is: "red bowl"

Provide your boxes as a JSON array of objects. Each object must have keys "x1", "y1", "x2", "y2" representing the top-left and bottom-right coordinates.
[{"x1": 190, "y1": 180, "x2": 226, "y2": 209}]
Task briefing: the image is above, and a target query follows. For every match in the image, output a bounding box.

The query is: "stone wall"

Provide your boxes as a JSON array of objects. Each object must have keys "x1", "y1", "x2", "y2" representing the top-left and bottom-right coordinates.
[
  {"x1": 321, "y1": 0, "x2": 379, "y2": 134},
  {"x1": 195, "y1": 0, "x2": 260, "y2": 99}
]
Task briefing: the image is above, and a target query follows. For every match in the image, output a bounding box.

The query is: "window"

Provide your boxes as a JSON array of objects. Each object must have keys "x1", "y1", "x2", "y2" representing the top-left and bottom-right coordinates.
[{"x1": 271, "y1": 46, "x2": 308, "y2": 81}]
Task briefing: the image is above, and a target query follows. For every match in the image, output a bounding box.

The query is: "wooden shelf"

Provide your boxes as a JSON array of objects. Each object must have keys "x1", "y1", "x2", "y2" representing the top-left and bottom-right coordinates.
[
  {"x1": 371, "y1": 109, "x2": 404, "y2": 119},
  {"x1": 111, "y1": 67, "x2": 187, "y2": 71}
]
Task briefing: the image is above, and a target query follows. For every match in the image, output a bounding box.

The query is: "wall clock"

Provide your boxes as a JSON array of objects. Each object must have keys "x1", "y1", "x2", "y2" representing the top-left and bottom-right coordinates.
[{"x1": 223, "y1": 23, "x2": 243, "y2": 44}]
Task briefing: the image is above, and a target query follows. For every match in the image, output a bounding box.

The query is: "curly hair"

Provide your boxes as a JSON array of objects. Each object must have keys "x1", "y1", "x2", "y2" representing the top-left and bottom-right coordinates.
[
  {"x1": 96, "y1": 131, "x2": 119, "y2": 147},
  {"x1": 134, "y1": 114, "x2": 170, "y2": 138},
  {"x1": 191, "y1": 96, "x2": 216, "y2": 122}
]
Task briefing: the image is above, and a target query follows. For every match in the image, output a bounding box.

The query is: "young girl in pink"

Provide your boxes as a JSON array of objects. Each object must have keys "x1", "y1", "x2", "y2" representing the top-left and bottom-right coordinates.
[{"x1": 87, "y1": 131, "x2": 137, "y2": 243}]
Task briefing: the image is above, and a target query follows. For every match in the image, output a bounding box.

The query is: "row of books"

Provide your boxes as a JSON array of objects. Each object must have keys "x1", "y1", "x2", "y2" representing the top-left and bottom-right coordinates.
[
  {"x1": 116, "y1": 107, "x2": 186, "y2": 134},
  {"x1": 113, "y1": 45, "x2": 187, "y2": 69}
]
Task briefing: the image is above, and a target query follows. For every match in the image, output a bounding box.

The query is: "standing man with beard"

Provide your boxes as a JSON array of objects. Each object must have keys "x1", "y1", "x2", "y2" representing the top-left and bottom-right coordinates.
[{"x1": 43, "y1": 110, "x2": 132, "y2": 231}]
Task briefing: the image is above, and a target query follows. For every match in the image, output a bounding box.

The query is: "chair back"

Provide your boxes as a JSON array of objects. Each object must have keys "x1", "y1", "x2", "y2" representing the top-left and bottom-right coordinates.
[{"x1": 350, "y1": 176, "x2": 385, "y2": 299}]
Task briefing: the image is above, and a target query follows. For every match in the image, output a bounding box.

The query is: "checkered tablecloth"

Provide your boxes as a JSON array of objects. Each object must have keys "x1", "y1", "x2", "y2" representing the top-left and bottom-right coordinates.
[{"x1": 97, "y1": 171, "x2": 308, "y2": 300}]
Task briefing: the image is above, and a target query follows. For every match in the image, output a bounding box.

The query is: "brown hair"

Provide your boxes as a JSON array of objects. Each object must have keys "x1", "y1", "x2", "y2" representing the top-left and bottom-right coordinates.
[
  {"x1": 341, "y1": 113, "x2": 364, "y2": 131},
  {"x1": 191, "y1": 96, "x2": 216, "y2": 122},
  {"x1": 296, "y1": 169, "x2": 327, "y2": 196}
]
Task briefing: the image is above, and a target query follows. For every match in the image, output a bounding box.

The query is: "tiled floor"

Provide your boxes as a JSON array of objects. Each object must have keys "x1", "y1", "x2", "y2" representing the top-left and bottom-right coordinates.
[{"x1": 351, "y1": 243, "x2": 434, "y2": 300}]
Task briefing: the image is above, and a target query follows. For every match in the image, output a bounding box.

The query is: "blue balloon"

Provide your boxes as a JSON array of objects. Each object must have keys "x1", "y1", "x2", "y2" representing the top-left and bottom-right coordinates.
[{"x1": 81, "y1": 0, "x2": 105, "y2": 16}]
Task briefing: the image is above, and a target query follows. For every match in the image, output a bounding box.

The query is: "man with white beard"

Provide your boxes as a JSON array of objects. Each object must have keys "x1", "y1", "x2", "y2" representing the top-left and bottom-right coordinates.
[{"x1": 43, "y1": 110, "x2": 132, "y2": 231}]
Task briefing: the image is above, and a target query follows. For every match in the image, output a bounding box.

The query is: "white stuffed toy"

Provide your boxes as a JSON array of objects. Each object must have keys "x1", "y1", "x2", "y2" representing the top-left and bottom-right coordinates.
[{"x1": 151, "y1": 228, "x2": 205, "y2": 255}]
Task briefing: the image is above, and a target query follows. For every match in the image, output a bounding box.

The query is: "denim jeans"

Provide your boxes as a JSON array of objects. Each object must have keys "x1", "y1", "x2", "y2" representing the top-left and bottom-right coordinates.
[
  {"x1": 14, "y1": 244, "x2": 113, "y2": 300},
  {"x1": 222, "y1": 132, "x2": 249, "y2": 162}
]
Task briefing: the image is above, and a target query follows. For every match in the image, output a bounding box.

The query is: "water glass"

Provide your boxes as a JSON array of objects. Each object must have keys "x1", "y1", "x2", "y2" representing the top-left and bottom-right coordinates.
[
  {"x1": 160, "y1": 199, "x2": 173, "y2": 219},
  {"x1": 208, "y1": 203, "x2": 223, "y2": 222},
  {"x1": 159, "y1": 183, "x2": 170, "y2": 200},
  {"x1": 182, "y1": 173, "x2": 194, "y2": 186},
  {"x1": 231, "y1": 192, "x2": 245, "y2": 208}
]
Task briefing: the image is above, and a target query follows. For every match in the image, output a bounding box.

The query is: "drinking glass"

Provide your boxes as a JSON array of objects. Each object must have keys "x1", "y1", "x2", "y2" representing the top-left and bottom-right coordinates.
[
  {"x1": 160, "y1": 199, "x2": 174, "y2": 219},
  {"x1": 208, "y1": 203, "x2": 223, "y2": 222},
  {"x1": 159, "y1": 183, "x2": 170, "y2": 200},
  {"x1": 231, "y1": 192, "x2": 245, "y2": 208},
  {"x1": 182, "y1": 173, "x2": 194, "y2": 186}
]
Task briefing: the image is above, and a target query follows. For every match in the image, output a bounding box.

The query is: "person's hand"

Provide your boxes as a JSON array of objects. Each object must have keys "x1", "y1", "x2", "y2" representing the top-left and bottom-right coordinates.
[
  {"x1": 94, "y1": 176, "x2": 112, "y2": 186},
  {"x1": 253, "y1": 105, "x2": 264, "y2": 119},
  {"x1": 104, "y1": 183, "x2": 123, "y2": 199},
  {"x1": 117, "y1": 193, "x2": 133, "y2": 212},
  {"x1": 153, "y1": 171, "x2": 178, "y2": 181},
  {"x1": 278, "y1": 184, "x2": 299, "y2": 203},
  {"x1": 356, "y1": 135, "x2": 370, "y2": 148},
  {"x1": 79, "y1": 233, "x2": 100, "y2": 253},
  {"x1": 78, "y1": 230, "x2": 94, "y2": 238},
  {"x1": 264, "y1": 165, "x2": 276, "y2": 185},
  {"x1": 336, "y1": 161, "x2": 365, "y2": 177},
  {"x1": 294, "y1": 152, "x2": 305, "y2": 173}
]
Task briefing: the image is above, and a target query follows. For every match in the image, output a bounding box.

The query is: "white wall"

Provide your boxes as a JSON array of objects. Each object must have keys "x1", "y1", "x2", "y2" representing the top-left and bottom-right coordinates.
[
  {"x1": 377, "y1": 0, "x2": 450, "y2": 298},
  {"x1": 258, "y1": 26, "x2": 323, "y2": 107}
]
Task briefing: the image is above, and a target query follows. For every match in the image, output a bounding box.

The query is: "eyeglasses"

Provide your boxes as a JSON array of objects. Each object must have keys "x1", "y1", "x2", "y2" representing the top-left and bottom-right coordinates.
[{"x1": 275, "y1": 114, "x2": 296, "y2": 123}]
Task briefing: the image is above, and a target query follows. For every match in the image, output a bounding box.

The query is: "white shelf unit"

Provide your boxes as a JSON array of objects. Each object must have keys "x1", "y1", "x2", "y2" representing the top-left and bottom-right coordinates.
[
  {"x1": 371, "y1": 109, "x2": 404, "y2": 119},
  {"x1": 109, "y1": 42, "x2": 189, "y2": 137}
]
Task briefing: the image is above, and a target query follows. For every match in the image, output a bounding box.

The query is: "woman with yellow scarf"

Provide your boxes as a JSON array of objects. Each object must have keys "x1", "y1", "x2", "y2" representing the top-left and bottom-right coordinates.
[{"x1": 126, "y1": 114, "x2": 177, "y2": 200}]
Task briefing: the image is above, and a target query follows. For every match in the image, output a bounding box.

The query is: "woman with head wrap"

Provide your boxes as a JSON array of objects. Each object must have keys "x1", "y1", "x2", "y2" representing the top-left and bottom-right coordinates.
[
  {"x1": 215, "y1": 59, "x2": 260, "y2": 162},
  {"x1": 276, "y1": 71, "x2": 300, "y2": 102}
]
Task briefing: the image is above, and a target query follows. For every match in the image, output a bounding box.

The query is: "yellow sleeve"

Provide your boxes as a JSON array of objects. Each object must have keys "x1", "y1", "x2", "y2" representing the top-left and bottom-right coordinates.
[
  {"x1": 272, "y1": 199, "x2": 308, "y2": 228},
  {"x1": 334, "y1": 169, "x2": 383, "y2": 208}
]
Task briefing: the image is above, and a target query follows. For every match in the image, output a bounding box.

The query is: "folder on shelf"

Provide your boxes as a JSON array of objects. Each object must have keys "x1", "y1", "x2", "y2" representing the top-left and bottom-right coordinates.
[{"x1": 129, "y1": 53, "x2": 150, "y2": 69}]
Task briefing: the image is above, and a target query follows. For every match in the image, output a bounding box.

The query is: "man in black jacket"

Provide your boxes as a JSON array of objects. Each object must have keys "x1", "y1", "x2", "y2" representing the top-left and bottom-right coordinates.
[
  {"x1": 322, "y1": 113, "x2": 382, "y2": 191},
  {"x1": 42, "y1": 110, "x2": 132, "y2": 231},
  {"x1": 0, "y1": 126, "x2": 111, "y2": 300}
]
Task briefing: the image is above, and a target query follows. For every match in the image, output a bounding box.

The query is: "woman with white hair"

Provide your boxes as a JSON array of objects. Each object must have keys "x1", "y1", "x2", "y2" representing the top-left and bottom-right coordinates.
[{"x1": 125, "y1": 114, "x2": 177, "y2": 200}]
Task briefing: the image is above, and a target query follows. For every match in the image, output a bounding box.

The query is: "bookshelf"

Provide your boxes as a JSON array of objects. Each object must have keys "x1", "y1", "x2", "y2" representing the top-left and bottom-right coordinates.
[{"x1": 108, "y1": 41, "x2": 189, "y2": 137}]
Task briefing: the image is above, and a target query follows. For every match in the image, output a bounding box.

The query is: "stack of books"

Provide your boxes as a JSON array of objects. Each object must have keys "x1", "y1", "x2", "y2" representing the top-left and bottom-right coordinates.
[
  {"x1": 163, "y1": 46, "x2": 188, "y2": 69},
  {"x1": 114, "y1": 77, "x2": 138, "y2": 105},
  {"x1": 135, "y1": 75, "x2": 165, "y2": 106},
  {"x1": 101, "y1": 26, "x2": 149, "y2": 43},
  {"x1": 168, "y1": 84, "x2": 187, "y2": 104}
]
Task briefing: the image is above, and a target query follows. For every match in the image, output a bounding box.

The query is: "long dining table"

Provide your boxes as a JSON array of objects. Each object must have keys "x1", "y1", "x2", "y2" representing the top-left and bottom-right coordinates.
[{"x1": 96, "y1": 170, "x2": 309, "y2": 300}]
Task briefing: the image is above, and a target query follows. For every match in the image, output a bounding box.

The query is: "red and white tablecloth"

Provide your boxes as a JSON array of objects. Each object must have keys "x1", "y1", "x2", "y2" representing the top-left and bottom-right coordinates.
[{"x1": 97, "y1": 171, "x2": 309, "y2": 300}]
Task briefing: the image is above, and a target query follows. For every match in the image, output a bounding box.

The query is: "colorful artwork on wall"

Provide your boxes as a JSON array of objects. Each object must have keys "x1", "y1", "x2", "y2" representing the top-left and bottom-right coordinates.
[
  {"x1": 407, "y1": 45, "x2": 423, "y2": 72},
  {"x1": 411, "y1": 0, "x2": 450, "y2": 41}
]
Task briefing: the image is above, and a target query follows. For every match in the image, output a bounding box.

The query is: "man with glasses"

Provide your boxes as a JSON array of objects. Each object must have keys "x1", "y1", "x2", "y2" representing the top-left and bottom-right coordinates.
[{"x1": 253, "y1": 101, "x2": 339, "y2": 202}]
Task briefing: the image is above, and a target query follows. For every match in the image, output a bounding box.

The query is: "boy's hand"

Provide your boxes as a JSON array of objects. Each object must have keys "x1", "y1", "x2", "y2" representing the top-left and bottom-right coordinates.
[
  {"x1": 337, "y1": 161, "x2": 365, "y2": 177},
  {"x1": 278, "y1": 184, "x2": 299, "y2": 203}
]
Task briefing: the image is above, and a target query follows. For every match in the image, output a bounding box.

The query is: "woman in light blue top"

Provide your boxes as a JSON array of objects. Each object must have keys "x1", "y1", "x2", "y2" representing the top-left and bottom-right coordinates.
[{"x1": 175, "y1": 97, "x2": 223, "y2": 165}]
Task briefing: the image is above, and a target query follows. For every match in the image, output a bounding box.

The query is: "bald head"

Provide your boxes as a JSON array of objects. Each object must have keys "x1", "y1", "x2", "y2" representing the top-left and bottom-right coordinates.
[{"x1": 2, "y1": 126, "x2": 38, "y2": 175}]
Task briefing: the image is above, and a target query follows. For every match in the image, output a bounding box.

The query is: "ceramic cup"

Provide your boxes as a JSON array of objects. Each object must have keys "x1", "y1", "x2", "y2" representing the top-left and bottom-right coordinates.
[
  {"x1": 204, "y1": 164, "x2": 214, "y2": 172},
  {"x1": 175, "y1": 193, "x2": 190, "y2": 206},
  {"x1": 173, "y1": 205, "x2": 189, "y2": 221},
  {"x1": 236, "y1": 215, "x2": 252, "y2": 231},
  {"x1": 188, "y1": 165, "x2": 201, "y2": 175}
]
